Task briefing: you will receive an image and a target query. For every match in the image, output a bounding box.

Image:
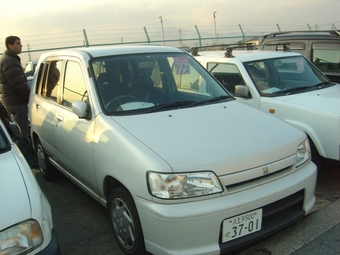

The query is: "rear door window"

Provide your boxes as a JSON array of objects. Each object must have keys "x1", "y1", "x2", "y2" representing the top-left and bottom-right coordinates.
[{"x1": 312, "y1": 42, "x2": 340, "y2": 74}]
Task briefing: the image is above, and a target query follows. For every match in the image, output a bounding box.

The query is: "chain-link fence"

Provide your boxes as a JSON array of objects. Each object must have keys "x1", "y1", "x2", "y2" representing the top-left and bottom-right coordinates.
[{"x1": 1, "y1": 22, "x2": 338, "y2": 68}]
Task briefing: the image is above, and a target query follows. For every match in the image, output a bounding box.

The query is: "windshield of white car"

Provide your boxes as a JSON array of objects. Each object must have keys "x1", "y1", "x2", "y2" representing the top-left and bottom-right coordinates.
[
  {"x1": 91, "y1": 52, "x2": 229, "y2": 115},
  {"x1": 244, "y1": 56, "x2": 333, "y2": 97}
]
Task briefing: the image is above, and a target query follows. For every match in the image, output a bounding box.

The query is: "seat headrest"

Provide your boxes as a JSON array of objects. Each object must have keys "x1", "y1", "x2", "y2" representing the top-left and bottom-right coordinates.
[{"x1": 131, "y1": 76, "x2": 154, "y2": 90}]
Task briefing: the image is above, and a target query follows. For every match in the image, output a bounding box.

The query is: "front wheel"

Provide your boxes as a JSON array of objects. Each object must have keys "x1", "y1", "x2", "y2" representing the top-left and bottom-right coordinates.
[
  {"x1": 308, "y1": 137, "x2": 324, "y2": 170},
  {"x1": 35, "y1": 138, "x2": 58, "y2": 181},
  {"x1": 108, "y1": 187, "x2": 146, "y2": 255}
]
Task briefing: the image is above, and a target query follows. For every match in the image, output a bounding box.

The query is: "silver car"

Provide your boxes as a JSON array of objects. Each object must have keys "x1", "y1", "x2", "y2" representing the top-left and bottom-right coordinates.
[{"x1": 28, "y1": 45, "x2": 316, "y2": 255}]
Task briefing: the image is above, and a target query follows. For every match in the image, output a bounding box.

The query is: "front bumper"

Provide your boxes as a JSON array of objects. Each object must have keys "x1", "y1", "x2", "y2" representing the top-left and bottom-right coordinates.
[
  {"x1": 135, "y1": 161, "x2": 317, "y2": 255},
  {"x1": 36, "y1": 229, "x2": 60, "y2": 255}
]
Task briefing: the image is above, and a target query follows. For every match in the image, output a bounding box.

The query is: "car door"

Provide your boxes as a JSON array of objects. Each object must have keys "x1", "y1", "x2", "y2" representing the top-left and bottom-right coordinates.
[
  {"x1": 54, "y1": 59, "x2": 97, "y2": 192},
  {"x1": 30, "y1": 59, "x2": 63, "y2": 157}
]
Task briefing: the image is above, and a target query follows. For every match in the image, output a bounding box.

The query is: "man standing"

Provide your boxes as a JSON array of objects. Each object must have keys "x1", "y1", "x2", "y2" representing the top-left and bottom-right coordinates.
[{"x1": 0, "y1": 35, "x2": 37, "y2": 168}]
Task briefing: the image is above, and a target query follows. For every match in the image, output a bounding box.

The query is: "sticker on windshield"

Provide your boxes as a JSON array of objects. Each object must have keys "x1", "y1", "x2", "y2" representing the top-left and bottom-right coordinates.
[
  {"x1": 174, "y1": 57, "x2": 190, "y2": 74},
  {"x1": 296, "y1": 58, "x2": 304, "y2": 73}
]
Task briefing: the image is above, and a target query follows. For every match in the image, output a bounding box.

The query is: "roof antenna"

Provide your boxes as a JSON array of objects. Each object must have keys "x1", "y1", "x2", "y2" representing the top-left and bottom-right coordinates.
[
  {"x1": 190, "y1": 47, "x2": 199, "y2": 56},
  {"x1": 224, "y1": 48, "x2": 233, "y2": 58}
]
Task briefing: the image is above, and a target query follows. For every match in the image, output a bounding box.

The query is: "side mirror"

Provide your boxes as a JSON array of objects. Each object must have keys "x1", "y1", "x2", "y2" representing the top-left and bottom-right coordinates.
[
  {"x1": 235, "y1": 85, "x2": 250, "y2": 98},
  {"x1": 9, "y1": 121, "x2": 22, "y2": 140},
  {"x1": 72, "y1": 101, "x2": 88, "y2": 118}
]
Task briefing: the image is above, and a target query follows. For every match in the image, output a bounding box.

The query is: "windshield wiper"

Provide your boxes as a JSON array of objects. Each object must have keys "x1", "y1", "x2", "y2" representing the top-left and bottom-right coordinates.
[
  {"x1": 286, "y1": 81, "x2": 332, "y2": 95},
  {"x1": 311, "y1": 81, "x2": 332, "y2": 88},
  {"x1": 144, "y1": 100, "x2": 196, "y2": 113},
  {"x1": 144, "y1": 96, "x2": 231, "y2": 113},
  {"x1": 191, "y1": 95, "x2": 231, "y2": 106},
  {"x1": 285, "y1": 86, "x2": 313, "y2": 95}
]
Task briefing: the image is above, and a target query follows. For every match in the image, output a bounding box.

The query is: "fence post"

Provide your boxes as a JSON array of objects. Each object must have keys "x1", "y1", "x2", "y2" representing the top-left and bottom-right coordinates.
[
  {"x1": 143, "y1": 27, "x2": 151, "y2": 43},
  {"x1": 27, "y1": 43, "x2": 32, "y2": 61},
  {"x1": 238, "y1": 24, "x2": 245, "y2": 43},
  {"x1": 194, "y1": 25, "x2": 202, "y2": 47},
  {"x1": 276, "y1": 23, "x2": 281, "y2": 32},
  {"x1": 82, "y1": 29, "x2": 89, "y2": 47},
  {"x1": 307, "y1": 24, "x2": 312, "y2": 30}
]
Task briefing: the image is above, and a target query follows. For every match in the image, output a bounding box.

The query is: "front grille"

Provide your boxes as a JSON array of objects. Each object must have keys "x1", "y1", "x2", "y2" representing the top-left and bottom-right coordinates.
[{"x1": 225, "y1": 165, "x2": 292, "y2": 191}]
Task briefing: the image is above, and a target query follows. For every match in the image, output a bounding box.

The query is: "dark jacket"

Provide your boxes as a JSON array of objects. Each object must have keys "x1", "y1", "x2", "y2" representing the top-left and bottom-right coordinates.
[{"x1": 0, "y1": 49, "x2": 30, "y2": 106}]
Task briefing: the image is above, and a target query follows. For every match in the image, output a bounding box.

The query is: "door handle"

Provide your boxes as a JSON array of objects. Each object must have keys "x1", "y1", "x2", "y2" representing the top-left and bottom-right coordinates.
[
  {"x1": 57, "y1": 115, "x2": 64, "y2": 122},
  {"x1": 35, "y1": 104, "x2": 40, "y2": 109}
]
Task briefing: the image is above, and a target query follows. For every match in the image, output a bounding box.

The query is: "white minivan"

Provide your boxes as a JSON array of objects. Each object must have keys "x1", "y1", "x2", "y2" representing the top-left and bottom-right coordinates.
[{"x1": 28, "y1": 45, "x2": 316, "y2": 255}]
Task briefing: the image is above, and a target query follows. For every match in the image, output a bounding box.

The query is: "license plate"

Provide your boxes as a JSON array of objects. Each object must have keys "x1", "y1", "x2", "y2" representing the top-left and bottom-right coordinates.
[{"x1": 222, "y1": 208, "x2": 262, "y2": 243}]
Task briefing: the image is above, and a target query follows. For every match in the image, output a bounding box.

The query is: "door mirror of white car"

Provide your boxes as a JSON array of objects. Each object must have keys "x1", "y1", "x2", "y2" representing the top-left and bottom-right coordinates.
[
  {"x1": 235, "y1": 85, "x2": 250, "y2": 97},
  {"x1": 9, "y1": 121, "x2": 21, "y2": 140},
  {"x1": 72, "y1": 101, "x2": 88, "y2": 118}
]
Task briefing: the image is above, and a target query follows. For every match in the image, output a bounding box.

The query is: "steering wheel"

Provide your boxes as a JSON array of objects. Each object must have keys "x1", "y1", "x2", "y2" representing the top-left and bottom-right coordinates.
[{"x1": 105, "y1": 95, "x2": 137, "y2": 111}]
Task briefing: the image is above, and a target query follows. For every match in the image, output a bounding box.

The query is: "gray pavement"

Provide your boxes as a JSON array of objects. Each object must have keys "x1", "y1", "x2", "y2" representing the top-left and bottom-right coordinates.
[
  {"x1": 35, "y1": 162, "x2": 340, "y2": 255},
  {"x1": 238, "y1": 194, "x2": 340, "y2": 255}
]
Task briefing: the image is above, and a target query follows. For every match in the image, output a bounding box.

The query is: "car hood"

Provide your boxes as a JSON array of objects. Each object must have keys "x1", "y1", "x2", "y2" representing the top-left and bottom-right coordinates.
[
  {"x1": 113, "y1": 101, "x2": 304, "y2": 175},
  {"x1": 274, "y1": 84, "x2": 340, "y2": 114},
  {"x1": 0, "y1": 150, "x2": 31, "y2": 230}
]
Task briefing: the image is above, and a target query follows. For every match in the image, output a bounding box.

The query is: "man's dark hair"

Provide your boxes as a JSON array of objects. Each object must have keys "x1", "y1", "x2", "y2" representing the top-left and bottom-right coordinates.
[{"x1": 5, "y1": 35, "x2": 20, "y2": 50}]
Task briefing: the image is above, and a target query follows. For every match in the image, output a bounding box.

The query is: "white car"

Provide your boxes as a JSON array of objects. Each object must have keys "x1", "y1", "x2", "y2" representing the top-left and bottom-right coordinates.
[
  {"x1": 0, "y1": 113, "x2": 60, "y2": 254},
  {"x1": 29, "y1": 45, "x2": 316, "y2": 255},
  {"x1": 194, "y1": 49, "x2": 340, "y2": 167}
]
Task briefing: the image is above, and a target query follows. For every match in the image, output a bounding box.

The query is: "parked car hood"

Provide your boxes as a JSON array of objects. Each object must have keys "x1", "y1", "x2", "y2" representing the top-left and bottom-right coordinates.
[
  {"x1": 0, "y1": 151, "x2": 31, "y2": 229},
  {"x1": 113, "y1": 101, "x2": 304, "y2": 174},
  {"x1": 273, "y1": 84, "x2": 340, "y2": 114}
]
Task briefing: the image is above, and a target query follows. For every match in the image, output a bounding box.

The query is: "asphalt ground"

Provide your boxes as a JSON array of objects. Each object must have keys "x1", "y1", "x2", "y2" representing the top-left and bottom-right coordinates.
[
  {"x1": 238, "y1": 162, "x2": 340, "y2": 255},
  {"x1": 35, "y1": 161, "x2": 340, "y2": 255}
]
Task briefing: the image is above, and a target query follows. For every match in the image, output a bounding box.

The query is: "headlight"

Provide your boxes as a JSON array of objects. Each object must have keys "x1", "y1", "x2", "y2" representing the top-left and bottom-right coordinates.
[
  {"x1": 147, "y1": 171, "x2": 223, "y2": 199},
  {"x1": 296, "y1": 139, "x2": 311, "y2": 167},
  {"x1": 0, "y1": 220, "x2": 43, "y2": 255}
]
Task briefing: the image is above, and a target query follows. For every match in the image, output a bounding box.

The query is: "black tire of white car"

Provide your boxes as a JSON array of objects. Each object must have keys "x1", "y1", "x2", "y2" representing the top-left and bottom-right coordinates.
[
  {"x1": 308, "y1": 137, "x2": 324, "y2": 170},
  {"x1": 108, "y1": 187, "x2": 146, "y2": 255},
  {"x1": 35, "y1": 139, "x2": 59, "y2": 181}
]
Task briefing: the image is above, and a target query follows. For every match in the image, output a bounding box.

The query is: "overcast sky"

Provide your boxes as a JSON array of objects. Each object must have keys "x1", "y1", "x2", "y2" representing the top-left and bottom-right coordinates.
[
  {"x1": 0, "y1": 0, "x2": 339, "y2": 55},
  {"x1": 1, "y1": 0, "x2": 339, "y2": 37}
]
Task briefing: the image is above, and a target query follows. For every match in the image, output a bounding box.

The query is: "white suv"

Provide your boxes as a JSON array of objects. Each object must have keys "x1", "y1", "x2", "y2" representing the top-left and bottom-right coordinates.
[
  {"x1": 29, "y1": 45, "x2": 316, "y2": 255},
  {"x1": 194, "y1": 49, "x2": 340, "y2": 167}
]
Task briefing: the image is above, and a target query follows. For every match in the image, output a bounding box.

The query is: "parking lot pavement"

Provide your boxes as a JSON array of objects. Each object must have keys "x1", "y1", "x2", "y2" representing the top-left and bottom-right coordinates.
[
  {"x1": 35, "y1": 173, "x2": 125, "y2": 255},
  {"x1": 237, "y1": 162, "x2": 340, "y2": 255},
  {"x1": 35, "y1": 162, "x2": 340, "y2": 255}
]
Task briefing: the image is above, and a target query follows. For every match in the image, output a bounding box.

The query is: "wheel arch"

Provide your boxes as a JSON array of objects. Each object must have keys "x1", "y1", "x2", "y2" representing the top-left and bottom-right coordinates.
[{"x1": 103, "y1": 176, "x2": 126, "y2": 204}]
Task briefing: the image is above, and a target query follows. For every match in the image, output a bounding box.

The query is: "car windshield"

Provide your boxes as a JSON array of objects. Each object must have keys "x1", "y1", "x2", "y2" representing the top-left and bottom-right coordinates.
[
  {"x1": 91, "y1": 52, "x2": 231, "y2": 114},
  {"x1": 244, "y1": 56, "x2": 333, "y2": 96}
]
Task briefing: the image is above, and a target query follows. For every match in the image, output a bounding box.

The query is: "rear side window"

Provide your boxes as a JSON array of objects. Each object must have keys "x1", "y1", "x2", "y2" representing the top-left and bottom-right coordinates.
[
  {"x1": 312, "y1": 42, "x2": 340, "y2": 74},
  {"x1": 206, "y1": 62, "x2": 245, "y2": 95},
  {"x1": 35, "y1": 60, "x2": 62, "y2": 102}
]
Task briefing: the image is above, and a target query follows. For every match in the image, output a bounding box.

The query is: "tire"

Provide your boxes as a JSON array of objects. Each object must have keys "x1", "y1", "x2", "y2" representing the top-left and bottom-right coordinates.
[
  {"x1": 35, "y1": 138, "x2": 58, "y2": 181},
  {"x1": 108, "y1": 187, "x2": 146, "y2": 255},
  {"x1": 308, "y1": 137, "x2": 324, "y2": 170}
]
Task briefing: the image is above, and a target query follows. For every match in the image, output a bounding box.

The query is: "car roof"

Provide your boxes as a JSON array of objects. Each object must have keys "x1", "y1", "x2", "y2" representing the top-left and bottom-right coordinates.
[
  {"x1": 262, "y1": 30, "x2": 340, "y2": 41},
  {"x1": 196, "y1": 50, "x2": 302, "y2": 62},
  {"x1": 39, "y1": 45, "x2": 185, "y2": 59}
]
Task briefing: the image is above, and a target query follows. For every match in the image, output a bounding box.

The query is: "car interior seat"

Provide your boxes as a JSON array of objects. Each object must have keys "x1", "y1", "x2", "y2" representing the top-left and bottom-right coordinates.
[{"x1": 130, "y1": 76, "x2": 166, "y2": 105}]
